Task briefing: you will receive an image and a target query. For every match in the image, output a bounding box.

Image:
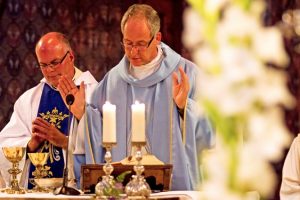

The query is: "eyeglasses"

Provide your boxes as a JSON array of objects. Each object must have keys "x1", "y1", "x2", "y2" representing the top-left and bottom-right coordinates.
[
  {"x1": 39, "y1": 51, "x2": 70, "y2": 68},
  {"x1": 121, "y1": 36, "x2": 154, "y2": 51}
]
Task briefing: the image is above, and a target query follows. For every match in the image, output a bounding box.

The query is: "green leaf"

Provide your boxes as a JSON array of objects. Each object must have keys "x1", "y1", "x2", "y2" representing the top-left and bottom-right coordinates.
[{"x1": 116, "y1": 170, "x2": 131, "y2": 183}]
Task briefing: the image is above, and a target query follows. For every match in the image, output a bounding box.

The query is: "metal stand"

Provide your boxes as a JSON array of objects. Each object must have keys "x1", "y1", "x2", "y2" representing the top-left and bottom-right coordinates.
[
  {"x1": 125, "y1": 142, "x2": 151, "y2": 198},
  {"x1": 54, "y1": 98, "x2": 80, "y2": 195},
  {"x1": 95, "y1": 143, "x2": 116, "y2": 197}
]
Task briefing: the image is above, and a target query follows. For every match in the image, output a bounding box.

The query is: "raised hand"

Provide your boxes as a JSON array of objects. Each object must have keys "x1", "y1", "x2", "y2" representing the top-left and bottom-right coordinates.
[
  {"x1": 57, "y1": 75, "x2": 86, "y2": 120},
  {"x1": 172, "y1": 66, "x2": 190, "y2": 110}
]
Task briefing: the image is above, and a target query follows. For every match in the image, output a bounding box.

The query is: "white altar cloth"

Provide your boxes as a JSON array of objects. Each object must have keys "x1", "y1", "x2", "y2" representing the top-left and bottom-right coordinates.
[{"x1": 0, "y1": 191, "x2": 202, "y2": 199}]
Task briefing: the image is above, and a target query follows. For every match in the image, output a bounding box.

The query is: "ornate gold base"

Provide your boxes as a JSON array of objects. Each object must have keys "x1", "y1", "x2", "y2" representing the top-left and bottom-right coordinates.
[{"x1": 1, "y1": 187, "x2": 26, "y2": 194}]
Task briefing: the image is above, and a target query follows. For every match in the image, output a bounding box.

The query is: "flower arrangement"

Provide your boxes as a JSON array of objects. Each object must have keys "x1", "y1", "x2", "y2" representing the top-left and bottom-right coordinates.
[
  {"x1": 183, "y1": 0, "x2": 295, "y2": 199},
  {"x1": 95, "y1": 171, "x2": 131, "y2": 199}
]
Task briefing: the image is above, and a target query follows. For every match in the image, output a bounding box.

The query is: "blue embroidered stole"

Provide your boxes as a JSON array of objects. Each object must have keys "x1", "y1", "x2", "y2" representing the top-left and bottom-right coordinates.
[{"x1": 28, "y1": 84, "x2": 71, "y2": 189}]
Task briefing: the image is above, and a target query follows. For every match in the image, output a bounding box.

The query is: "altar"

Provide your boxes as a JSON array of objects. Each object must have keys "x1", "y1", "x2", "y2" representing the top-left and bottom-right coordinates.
[
  {"x1": 81, "y1": 163, "x2": 173, "y2": 193},
  {"x1": 0, "y1": 191, "x2": 202, "y2": 199}
]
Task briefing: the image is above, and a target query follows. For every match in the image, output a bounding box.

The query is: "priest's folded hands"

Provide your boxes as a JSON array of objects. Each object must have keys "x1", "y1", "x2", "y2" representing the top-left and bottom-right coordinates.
[{"x1": 28, "y1": 117, "x2": 69, "y2": 152}]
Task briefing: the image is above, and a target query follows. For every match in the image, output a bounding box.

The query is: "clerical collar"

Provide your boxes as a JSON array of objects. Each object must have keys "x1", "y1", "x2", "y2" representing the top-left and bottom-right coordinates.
[
  {"x1": 73, "y1": 67, "x2": 82, "y2": 81},
  {"x1": 129, "y1": 45, "x2": 163, "y2": 80}
]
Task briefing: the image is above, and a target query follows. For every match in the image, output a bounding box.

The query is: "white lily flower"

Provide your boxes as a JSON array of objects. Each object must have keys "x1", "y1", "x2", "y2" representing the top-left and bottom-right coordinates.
[
  {"x1": 182, "y1": 8, "x2": 204, "y2": 49},
  {"x1": 237, "y1": 145, "x2": 276, "y2": 197},
  {"x1": 192, "y1": 45, "x2": 219, "y2": 71},
  {"x1": 247, "y1": 108, "x2": 292, "y2": 161},
  {"x1": 183, "y1": 0, "x2": 295, "y2": 199},
  {"x1": 218, "y1": 5, "x2": 261, "y2": 39},
  {"x1": 205, "y1": 0, "x2": 229, "y2": 13},
  {"x1": 255, "y1": 69, "x2": 295, "y2": 107},
  {"x1": 253, "y1": 27, "x2": 290, "y2": 66}
]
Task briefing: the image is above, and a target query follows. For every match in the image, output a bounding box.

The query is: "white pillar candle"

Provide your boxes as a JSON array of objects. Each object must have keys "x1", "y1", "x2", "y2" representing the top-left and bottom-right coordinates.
[
  {"x1": 102, "y1": 101, "x2": 116, "y2": 143},
  {"x1": 131, "y1": 101, "x2": 146, "y2": 142}
]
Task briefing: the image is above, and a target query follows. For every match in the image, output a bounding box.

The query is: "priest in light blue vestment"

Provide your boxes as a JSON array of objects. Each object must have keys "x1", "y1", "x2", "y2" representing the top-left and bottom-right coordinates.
[{"x1": 73, "y1": 4, "x2": 214, "y2": 191}]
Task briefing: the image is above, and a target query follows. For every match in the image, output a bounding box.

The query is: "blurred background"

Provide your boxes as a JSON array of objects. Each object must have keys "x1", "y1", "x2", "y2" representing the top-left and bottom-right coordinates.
[{"x1": 0, "y1": 0, "x2": 298, "y2": 199}]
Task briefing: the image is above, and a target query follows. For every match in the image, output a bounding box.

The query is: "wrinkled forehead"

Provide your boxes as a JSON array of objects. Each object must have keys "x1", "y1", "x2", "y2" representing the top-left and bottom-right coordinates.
[{"x1": 123, "y1": 17, "x2": 151, "y2": 39}]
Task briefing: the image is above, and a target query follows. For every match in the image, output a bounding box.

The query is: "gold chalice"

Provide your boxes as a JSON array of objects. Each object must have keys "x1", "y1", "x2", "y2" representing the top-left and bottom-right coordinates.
[
  {"x1": 2, "y1": 147, "x2": 26, "y2": 194},
  {"x1": 28, "y1": 152, "x2": 50, "y2": 192}
]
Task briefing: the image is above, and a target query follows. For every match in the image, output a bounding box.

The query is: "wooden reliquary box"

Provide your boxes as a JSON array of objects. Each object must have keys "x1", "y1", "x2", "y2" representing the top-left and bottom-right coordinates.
[{"x1": 81, "y1": 163, "x2": 173, "y2": 194}]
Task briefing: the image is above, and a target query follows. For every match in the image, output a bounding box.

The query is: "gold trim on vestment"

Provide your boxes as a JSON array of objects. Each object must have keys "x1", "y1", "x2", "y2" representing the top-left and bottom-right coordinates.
[
  {"x1": 169, "y1": 99, "x2": 173, "y2": 163},
  {"x1": 84, "y1": 110, "x2": 96, "y2": 164},
  {"x1": 182, "y1": 100, "x2": 188, "y2": 146}
]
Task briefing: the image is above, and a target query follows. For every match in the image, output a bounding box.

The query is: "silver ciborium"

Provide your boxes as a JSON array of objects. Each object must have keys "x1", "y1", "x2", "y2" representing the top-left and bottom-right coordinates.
[
  {"x1": 2, "y1": 147, "x2": 26, "y2": 194},
  {"x1": 125, "y1": 142, "x2": 151, "y2": 198},
  {"x1": 28, "y1": 152, "x2": 50, "y2": 192}
]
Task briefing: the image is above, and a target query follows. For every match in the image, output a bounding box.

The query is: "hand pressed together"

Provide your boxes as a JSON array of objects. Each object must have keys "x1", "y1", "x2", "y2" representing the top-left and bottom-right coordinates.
[{"x1": 29, "y1": 117, "x2": 68, "y2": 150}]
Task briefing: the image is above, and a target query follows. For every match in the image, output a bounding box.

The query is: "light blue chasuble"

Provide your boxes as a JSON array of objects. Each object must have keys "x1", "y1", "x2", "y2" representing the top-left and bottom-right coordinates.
[
  {"x1": 28, "y1": 84, "x2": 70, "y2": 189},
  {"x1": 80, "y1": 43, "x2": 214, "y2": 190}
]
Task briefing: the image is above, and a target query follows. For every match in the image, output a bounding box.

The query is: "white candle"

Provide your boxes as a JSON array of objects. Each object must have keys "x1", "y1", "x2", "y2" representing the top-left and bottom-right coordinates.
[
  {"x1": 102, "y1": 101, "x2": 116, "y2": 143},
  {"x1": 131, "y1": 101, "x2": 145, "y2": 142}
]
